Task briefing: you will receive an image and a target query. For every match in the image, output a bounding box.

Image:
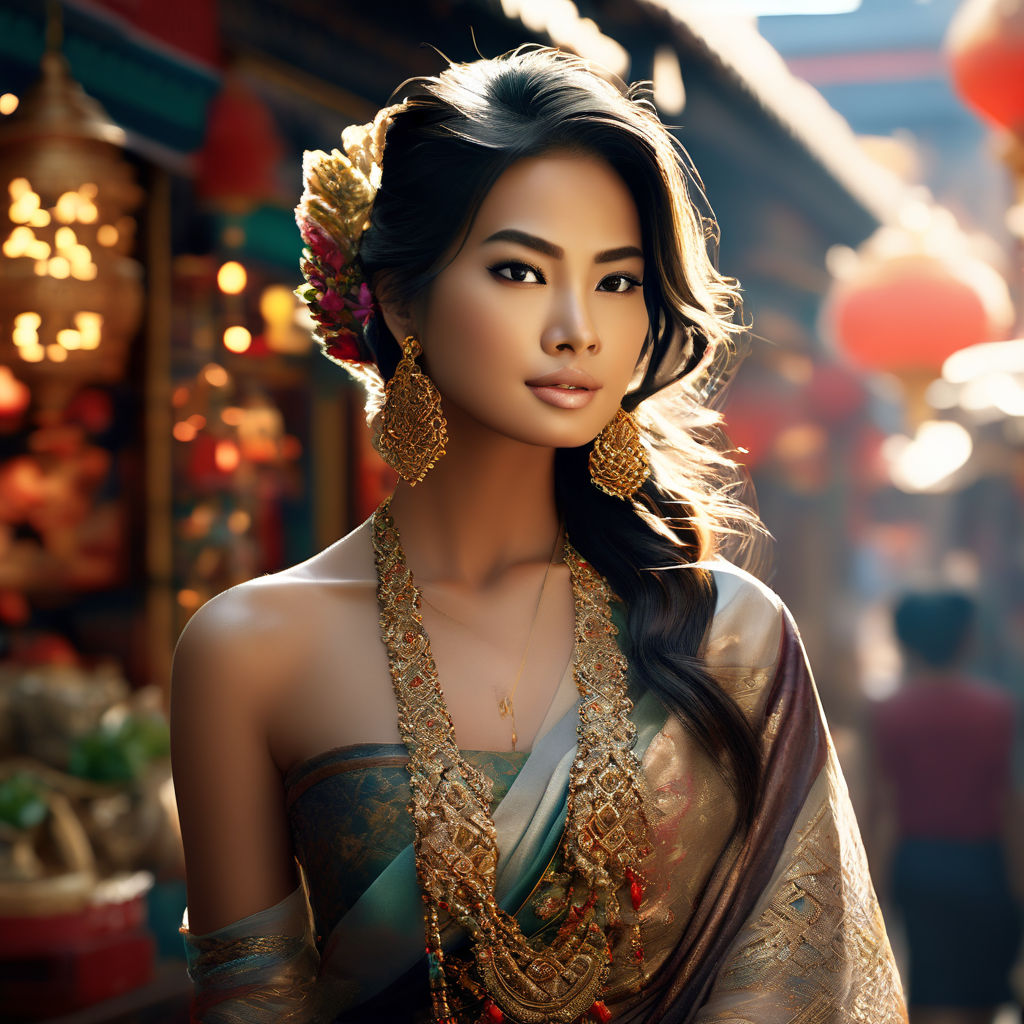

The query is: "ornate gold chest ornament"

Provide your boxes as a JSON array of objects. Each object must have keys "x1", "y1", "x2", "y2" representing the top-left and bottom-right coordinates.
[{"x1": 372, "y1": 500, "x2": 653, "y2": 1024}]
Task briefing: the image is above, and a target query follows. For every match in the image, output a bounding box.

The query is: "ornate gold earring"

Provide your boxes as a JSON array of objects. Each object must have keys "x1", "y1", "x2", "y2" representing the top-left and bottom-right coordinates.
[
  {"x1": 377, "y1": 335, "x2": 448, "y2": 485},
  {"x1": 589, "y1": 407, "x2": 650, "y2": 499}
]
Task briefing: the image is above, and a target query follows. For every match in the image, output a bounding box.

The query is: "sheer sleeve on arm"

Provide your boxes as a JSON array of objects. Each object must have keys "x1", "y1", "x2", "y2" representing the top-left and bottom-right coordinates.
[
  {"x1": 644, "y1": 562, "x2": 907, "y2": 1023},
  {"x1": 181, "y1": 886, "x2": 327, "y2": 1024},
  {"x1": 692, "y1": 752, "x2": 907, "y2": 1023}
]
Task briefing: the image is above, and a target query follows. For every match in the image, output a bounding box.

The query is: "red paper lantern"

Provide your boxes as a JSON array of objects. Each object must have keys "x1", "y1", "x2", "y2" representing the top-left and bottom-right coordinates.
[
  {"x1": 825, "y1": 252, "x2": 1007, "y2": 374},
  {"x1": 196, "y1": 75, "x2": 284, "y2": 211},
  {"x1": 947, "y1": 0, "x2": 1024, "y2": 133}
]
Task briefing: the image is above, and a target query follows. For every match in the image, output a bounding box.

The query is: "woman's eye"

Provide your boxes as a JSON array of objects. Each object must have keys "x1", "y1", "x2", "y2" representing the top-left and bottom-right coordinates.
[
  {"x1": 489, "y1": 263, "x2": 640, "y2": 291},
  {"x1": 490, "y1": 261, "x2": 545, "y2": 284},
  {"x1": 599, "y1": 274, "x2": 642, "y2": 294}
]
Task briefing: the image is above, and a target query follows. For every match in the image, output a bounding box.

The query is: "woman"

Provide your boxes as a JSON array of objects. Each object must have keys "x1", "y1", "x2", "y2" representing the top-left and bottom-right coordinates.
[
  {"x1": 871, "y1": 591, "x2": 1022, "y2": 1024},
  {"x1": 172, "y1": 46, "x2": 906, "y2": 1023}
]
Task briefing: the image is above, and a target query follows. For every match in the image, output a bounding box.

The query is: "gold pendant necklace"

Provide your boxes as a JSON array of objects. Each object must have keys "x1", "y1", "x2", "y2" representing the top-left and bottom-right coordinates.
[
  {"x1": 371, "y1": 499, "x2": 652, "y2": 1024},
  {"x1": 417, "y1": 523, "x2": 563, "y2": 752}
]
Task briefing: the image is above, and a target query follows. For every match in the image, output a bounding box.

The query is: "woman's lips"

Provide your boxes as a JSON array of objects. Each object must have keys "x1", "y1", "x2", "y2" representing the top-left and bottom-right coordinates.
[
  {"x1": 527, "y1": 384, "x2": 598, "y2": 409},
  {"x1": 525, "y1": 368, "x2": 601, "y2": 409}
]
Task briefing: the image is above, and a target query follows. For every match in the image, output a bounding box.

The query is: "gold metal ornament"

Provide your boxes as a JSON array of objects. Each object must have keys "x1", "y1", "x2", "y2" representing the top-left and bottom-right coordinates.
[
  {"x1": 377, "y1": 334, "x2": 448, "y2": 485},
  {"x1": 588, "y1": 408, "x2": 650, "y2": 500},
  {"x1": 371, "y1": 500, "x2": 652, "y2": 1023}
]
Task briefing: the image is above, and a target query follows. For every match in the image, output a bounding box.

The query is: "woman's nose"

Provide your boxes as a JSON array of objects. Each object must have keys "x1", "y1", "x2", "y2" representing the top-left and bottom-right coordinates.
[{"x1": 540, "y1": 291, "x2": 599, "y2": 356}]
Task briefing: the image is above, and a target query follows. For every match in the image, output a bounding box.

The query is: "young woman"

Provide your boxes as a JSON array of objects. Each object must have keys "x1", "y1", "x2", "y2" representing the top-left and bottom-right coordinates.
[{"x1": 172, "y1": 45, "x2": 906, "y2": 1024}]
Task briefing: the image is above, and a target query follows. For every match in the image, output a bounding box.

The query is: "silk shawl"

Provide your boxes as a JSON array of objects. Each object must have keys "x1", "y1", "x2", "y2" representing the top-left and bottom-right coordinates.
[{"x1": 181, "y1": 562, "x2": 907, "y2": 1023}]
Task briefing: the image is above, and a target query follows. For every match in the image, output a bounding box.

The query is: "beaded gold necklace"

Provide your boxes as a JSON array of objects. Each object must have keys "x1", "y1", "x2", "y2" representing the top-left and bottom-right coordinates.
[{"x1": 371, "y1": 500, "x2": 652, "y2": 1024}]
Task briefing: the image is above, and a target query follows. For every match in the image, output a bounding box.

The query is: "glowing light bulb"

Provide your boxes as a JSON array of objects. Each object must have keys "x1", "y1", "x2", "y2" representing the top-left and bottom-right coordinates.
[
  {"x1": 9, "y1": 192, "x2": 38, "y2": 223},
  {"x1": 55, "y1": 226, "x2": 77, "y2": 250},
  {"x1": 0, "y1": 94, "x2": 19, "y2": 116},
  {"x1": 202, "y1": 363, "x2": 230, "y2": 387},
  {"x1": 227, "y1": 509, "x2": 251, "y2": 534},
  {"x1": 70, "y1": 245, "x2": 95, "y2": 279},
  {"x1": 96, "y1": 224, "x2": 118, "y2": 246},
  {"x1": 217, "y1": 261, "x2": 247, "y2": 295},
  {"x1": 223, "y1": 325, "x2": 251, "y2": 353},
  {"x1": 74, "y1": 311, "x2": 102, "y2": 335},
  {"x1": 54, "y1": 191, "x2": 79, "y2": 223},
  {"x1": 26, "y1": 239, "x2": 50, "y2": 261},
  {"x1": 45, "y1": 343, "x2": 68, "y2": 362},
  {"x1": 214, "y1": 440, "x2": 241, "y2": 472},
  {"x1": 173, "y1": 421, "x2": 198, "y2": 442},
  {"x1": 75, "y1": 311, "x2": 102, "y2": 349},
  {"x1": 20, "y1": 345, "x2": 44, "y2": 363},
  {"x1": 259, "y1": 285, "x2": 295, "y2": 322},
  {"x1": 28, "y1": 208, "x2": 50, "y2": 227},
  {"x1": 56, "y1": 329, "x2": 82, "y2": 350},
  {"x1": 4, "y1": 225, "x2": 33, "y2": 256},
  {"x1": 48, "y1": 256, "x2": 70, "y2": 279},
  {"x1": 8, "y1": 178, "x2": 29, "y2": 199},
  {"x1": 77, "y1": 201, "x2": 98, "y2": 224}
]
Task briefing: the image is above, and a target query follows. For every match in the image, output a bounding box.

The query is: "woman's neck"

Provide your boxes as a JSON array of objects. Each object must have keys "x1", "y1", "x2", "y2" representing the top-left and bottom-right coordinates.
[{"x1": 386, "y1": 413, "x2": 560, "y2": 588}]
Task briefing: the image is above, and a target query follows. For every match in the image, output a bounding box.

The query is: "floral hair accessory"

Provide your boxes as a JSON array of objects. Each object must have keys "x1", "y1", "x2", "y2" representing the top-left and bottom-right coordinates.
[{"x1": 294, "y1": 105, "x2": 400, "y2": 367}]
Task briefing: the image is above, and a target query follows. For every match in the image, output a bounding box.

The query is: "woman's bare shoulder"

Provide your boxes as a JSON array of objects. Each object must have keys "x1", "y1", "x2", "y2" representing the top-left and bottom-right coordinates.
[{"x1": 171, "y1": 518, "x2": 377, "y2": 702}]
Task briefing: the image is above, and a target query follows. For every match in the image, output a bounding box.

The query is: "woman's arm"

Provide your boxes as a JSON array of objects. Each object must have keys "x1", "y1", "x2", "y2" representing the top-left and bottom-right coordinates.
[
  {"x1": 171, "y1": 583, "x2": 327, "y2": 1023},
  {"x1": 170, "y1": 582, "x2": 299, "y2": 934}
]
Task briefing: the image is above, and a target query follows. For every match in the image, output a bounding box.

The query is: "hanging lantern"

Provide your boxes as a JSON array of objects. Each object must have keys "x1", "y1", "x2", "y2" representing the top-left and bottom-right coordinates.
[
  {"x1": 195, "y1": 74, "x2": 284, "y2": 213},
  {"x1": 947, "y1": 0, "x2": 1024, "y2": 212},
  {"x1": 822, "y1": 219, "x2": 1013, "y2": 426},
  {"x1": 0, "y1": 29, "x2": 143, "y2": 403},
  {"x1": 947, "y1": 0, "x2": 1024, "y2": 135}
]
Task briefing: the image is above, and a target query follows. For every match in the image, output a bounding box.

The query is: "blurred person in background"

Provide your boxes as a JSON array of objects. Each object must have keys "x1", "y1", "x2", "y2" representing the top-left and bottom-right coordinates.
[{"x1": 871, "y1": 590, "x2": 1023, "y2": 1024}]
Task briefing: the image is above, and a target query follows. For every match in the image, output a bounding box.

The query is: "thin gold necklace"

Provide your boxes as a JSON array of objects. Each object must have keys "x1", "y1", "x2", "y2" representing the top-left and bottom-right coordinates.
[{"x1": 415, "y1": 523, "x2": 563, "y2": 752}]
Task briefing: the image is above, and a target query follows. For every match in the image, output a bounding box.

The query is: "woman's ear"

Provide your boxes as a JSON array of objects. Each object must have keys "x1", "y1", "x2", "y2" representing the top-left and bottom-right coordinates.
[{"x1": 377, "y1": 295, "x2": 416, "y2": 344}]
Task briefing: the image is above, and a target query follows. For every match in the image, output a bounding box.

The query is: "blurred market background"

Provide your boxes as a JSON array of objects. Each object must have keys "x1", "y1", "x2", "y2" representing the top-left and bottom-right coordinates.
[{"x1": 0, "y1": 0, "x2": 1021, "y2": 1021}]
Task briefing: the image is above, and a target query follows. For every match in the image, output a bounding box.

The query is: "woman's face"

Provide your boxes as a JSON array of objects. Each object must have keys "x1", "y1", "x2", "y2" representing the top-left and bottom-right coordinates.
[{"x1": 392, "y1": 150, "x2": 649, "y2": 450}]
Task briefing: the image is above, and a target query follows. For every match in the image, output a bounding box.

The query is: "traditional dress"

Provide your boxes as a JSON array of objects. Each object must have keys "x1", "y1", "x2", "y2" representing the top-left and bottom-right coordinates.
[{"x1": 182, "y1": 561, "x2": 907, "y2": 1023}]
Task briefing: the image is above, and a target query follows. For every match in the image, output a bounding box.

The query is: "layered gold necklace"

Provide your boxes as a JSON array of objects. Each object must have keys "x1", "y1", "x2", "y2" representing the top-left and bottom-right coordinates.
[{"x1": 372, "y1": 499, "x2": 652, "y2": 1024}]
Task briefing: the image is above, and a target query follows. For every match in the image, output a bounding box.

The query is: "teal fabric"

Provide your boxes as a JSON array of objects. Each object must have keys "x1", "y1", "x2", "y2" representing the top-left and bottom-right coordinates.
[
  {"x1": 283, "y1": 597, "x2": 668, "y2": 1013},
  {"x1": 285, "y1": 745, "x2": 527, "y2": 943}
]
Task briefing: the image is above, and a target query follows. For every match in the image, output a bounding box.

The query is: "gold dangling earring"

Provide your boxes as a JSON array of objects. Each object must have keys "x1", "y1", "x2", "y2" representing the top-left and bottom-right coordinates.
[
  {"x1": 589, "y1": 407, "x2": 650, "y2": 499},
  {"x1": 377, "y1": 335, "x2": 448, "y2": 485}
]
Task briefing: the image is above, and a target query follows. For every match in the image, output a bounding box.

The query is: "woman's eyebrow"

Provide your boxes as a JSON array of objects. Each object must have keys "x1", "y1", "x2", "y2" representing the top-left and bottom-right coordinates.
[{"x1": 481, "y1": 229, "x2": 643, "y2": 265}]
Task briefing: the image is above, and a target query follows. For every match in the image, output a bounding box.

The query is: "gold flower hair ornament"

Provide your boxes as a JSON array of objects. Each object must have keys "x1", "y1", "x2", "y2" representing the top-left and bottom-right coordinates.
[{"x1": 294, "y1": 105, "x2": 401, "y2": 368}]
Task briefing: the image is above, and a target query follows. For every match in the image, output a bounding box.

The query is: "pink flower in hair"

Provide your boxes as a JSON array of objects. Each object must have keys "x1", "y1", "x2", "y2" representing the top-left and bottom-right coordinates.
[
  {"x1": 318, "y1": 290, "x2": 346, "y2": 313},
  {"x1": 349, "y1": 282, "x2": 374, "y2": 325}
]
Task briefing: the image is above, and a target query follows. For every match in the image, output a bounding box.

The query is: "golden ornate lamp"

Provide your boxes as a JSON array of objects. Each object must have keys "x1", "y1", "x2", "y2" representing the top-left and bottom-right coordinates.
[{"x1": 0, "y1": 12, "x2": 143, "y2": 413}]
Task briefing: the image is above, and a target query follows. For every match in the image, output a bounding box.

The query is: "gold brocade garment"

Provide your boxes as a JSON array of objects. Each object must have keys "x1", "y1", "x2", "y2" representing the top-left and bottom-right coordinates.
[{"x1": 179, "y1": 561, "x2": 908, "y2": 1024}]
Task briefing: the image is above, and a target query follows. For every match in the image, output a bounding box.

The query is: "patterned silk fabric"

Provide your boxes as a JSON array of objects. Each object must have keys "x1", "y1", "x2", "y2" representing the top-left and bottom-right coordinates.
[{"x1": 180, "y1": 562, "x2": 908, "y2": 1023}]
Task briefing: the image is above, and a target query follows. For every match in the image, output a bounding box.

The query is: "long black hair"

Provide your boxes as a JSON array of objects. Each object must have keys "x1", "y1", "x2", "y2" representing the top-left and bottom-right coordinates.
[{"x1": 356, "y1": 46, "x2": 766, "y2": 827}]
